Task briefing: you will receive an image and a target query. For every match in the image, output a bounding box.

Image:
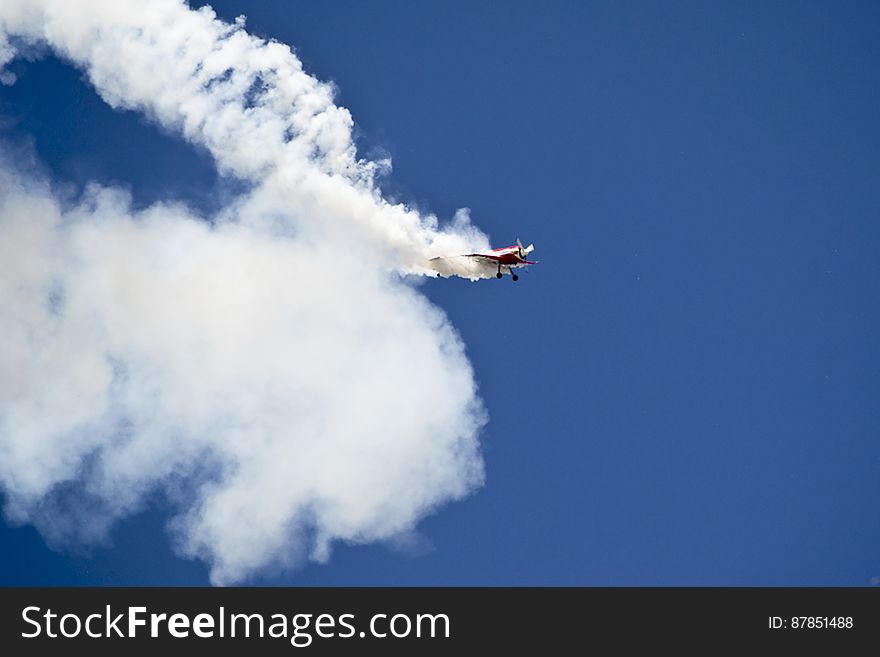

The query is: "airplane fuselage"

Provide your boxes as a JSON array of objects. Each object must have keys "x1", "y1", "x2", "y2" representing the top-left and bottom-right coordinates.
[{"x1": 483, "y1": 246, "x2": 536, "y2": 266}]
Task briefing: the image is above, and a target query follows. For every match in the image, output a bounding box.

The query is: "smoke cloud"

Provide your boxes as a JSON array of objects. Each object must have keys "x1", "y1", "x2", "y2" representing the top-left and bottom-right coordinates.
[{"x1": 0, "y1": 0, "x2": 488, "y2": 584}]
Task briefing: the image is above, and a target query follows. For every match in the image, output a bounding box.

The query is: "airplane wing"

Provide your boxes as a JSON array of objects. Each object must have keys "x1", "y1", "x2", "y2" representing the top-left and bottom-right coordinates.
[
  {"x1": 464, "y1": 253, "x2": 503, "y2": 263},
  {"x1": 463, "y1": 253, "x2": 538, "y2": 266},
  {"x1": 429, "y1": 254, "x2": 499, "y2": 264},
  {"x1": 428, "y1": 255, "x2": 500, "y2": 280}
]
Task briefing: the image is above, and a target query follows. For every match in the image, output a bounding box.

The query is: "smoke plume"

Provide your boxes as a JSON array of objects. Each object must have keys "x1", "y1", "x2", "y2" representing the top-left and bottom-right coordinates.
[{"x1": 0, "y1": 0, "x2": 487, "y2": 584}]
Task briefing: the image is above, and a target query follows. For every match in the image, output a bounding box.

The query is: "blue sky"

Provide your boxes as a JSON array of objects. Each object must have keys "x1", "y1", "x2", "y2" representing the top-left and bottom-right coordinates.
[{"x1": 1, "y1": 1, "x2": 879, "y2": 585}]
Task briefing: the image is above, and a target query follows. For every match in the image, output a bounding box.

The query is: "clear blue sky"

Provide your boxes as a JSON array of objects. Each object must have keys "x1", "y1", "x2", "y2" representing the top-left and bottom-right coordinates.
[{"x1": 1, "y1": 1, "x2": 878, "y2": 585}]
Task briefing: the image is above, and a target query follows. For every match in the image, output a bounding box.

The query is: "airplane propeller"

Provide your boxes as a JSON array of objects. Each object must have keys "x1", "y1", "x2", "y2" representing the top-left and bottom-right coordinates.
[{"x1": 515, "y1": 237, "x2": 535, "y2": 259}]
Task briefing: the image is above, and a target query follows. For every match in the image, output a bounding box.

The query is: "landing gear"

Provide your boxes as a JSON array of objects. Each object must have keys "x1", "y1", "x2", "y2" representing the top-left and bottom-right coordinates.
[{"x1": 496, "y1": 265, "x2": 519, "y2": 281}]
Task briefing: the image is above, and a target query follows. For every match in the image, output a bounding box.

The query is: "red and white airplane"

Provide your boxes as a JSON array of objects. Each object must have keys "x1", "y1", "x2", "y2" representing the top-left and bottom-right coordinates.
[{"x1": 429, "y1": 238, "x2": 537, "y2": 281}]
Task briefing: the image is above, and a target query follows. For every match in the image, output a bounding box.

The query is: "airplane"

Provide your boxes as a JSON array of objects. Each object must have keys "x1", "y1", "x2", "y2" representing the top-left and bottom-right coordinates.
[{"x1": 429, "y1": 238, "x2": 537, "y2": 281}]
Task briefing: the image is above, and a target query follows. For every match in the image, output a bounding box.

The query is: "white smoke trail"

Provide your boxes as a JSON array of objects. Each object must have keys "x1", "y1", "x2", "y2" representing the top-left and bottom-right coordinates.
[
  {"x1": 0, "y1": 0, "x2": 489, "y2": 264},
  {"x1": 0, "y1": 0, "x2": 488, "y2": 584}
]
